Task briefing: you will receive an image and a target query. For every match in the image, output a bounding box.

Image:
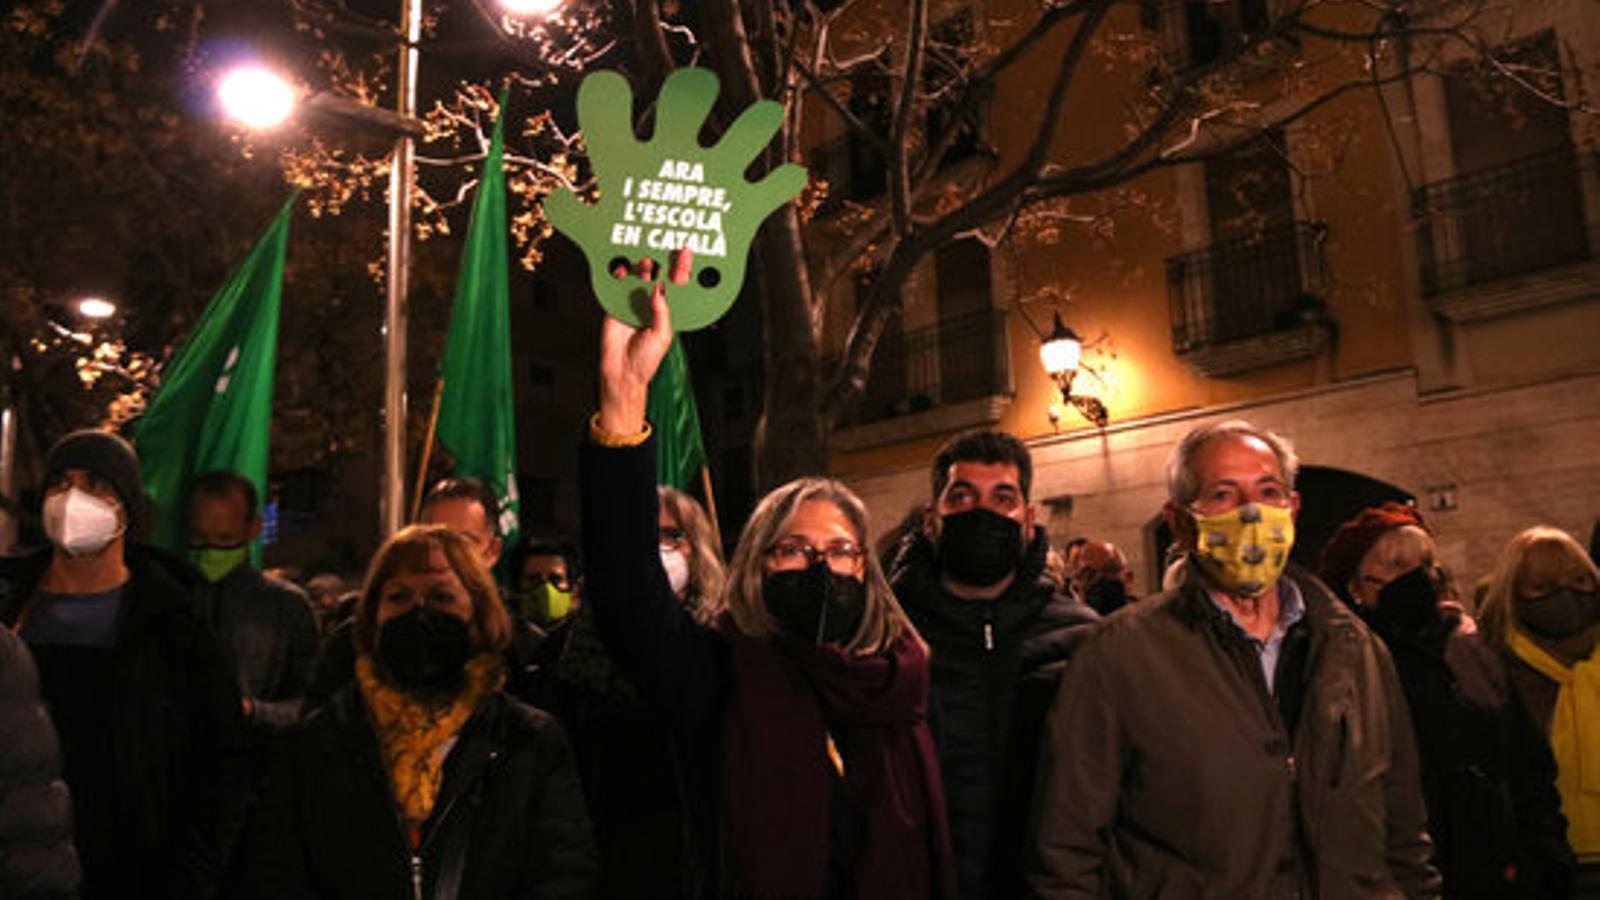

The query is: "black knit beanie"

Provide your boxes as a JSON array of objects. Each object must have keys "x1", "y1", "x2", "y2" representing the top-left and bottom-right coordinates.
[{"x1": 44, "y1": 429, "x2": 146, "y2": 524}]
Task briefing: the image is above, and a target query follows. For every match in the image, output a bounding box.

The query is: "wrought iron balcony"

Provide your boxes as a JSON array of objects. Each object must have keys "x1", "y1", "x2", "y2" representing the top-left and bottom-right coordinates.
[
  {"x1": 1412, "y1": 145, "x2": 1598, "y2": 301},
  {"x1": 834, "y1": 309, "x2": 1011, "y2": 427},
  {"x1": 1165, "y1": 220, "x2": 1329, "y2": 359}
]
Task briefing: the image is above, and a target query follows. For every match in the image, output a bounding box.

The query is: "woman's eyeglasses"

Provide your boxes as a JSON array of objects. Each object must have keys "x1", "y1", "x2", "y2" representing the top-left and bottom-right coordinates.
[{"x1": 766, "y1": 538, "x2": 863, "y2": 574}]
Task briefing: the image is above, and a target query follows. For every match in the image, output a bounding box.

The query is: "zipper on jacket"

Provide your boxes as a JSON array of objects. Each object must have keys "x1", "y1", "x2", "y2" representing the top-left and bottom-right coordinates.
[
  {"x1": 983, "y1": 617, "x2": 994, "y2": 651},
  {"x1": 409, "y1": 852, "x2": 424, "y2": 900}
]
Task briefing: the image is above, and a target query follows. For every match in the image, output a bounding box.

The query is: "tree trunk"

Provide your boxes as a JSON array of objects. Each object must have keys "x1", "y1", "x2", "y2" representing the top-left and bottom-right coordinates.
[{"x1": 752, "y1": 206, "x2": 829, "y2": 491}]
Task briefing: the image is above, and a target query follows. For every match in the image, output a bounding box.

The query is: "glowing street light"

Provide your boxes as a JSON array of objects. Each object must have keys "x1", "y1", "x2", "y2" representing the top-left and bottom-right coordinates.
[
  {"x1": 217, "y1": 66, "x2": 298, "y2": 130},
  {"x1": 76, "y1": 297, "x2": 118, "y2": 320},
  {"x1": 212, "y1": 25, "x2": 422, "y2": 537}
]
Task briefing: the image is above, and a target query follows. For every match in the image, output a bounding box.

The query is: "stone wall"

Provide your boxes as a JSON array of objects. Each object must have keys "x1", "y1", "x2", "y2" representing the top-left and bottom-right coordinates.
[{"x1": 842, "y1": 367, "x2": 1600, "y2": 596}]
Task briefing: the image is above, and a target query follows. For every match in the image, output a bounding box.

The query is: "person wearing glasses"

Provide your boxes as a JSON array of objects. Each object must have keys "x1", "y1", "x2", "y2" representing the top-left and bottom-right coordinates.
[
  {"x1": 579, "y1": 285, "x2": 958, "y2": 899},
  {"x1": 1032, "y1": 420, "x2": 1439, "y2": 899}
]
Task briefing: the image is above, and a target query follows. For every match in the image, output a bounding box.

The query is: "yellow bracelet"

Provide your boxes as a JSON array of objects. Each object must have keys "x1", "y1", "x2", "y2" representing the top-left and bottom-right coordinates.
[{"x1": 589, "y1": 413, "x2": 652, "y2": 448}]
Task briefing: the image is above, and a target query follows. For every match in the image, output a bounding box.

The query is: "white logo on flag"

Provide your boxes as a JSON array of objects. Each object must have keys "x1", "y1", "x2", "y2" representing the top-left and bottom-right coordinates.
[{"x1": 215, "y1": 346, "x2": 242, "y2": 395}]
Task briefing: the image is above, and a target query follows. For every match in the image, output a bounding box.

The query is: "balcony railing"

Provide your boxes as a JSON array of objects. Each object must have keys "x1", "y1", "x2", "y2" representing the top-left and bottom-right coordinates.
[
  {"x1": 1412, "y1": 145, "x2": 1597, "y2": 298},
  {"x1": 833, "y1": 309, "x2": 1011, "y2": 427},
  {"x1": 1165, "y1": 221, "x2": 1328, "y2": 355}
]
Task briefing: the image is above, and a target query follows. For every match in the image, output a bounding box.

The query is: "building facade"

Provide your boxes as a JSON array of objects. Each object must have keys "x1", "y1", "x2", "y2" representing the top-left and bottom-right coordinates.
[{"x1": 814, "y1": 0, "x2": 1600, "y2": 592}]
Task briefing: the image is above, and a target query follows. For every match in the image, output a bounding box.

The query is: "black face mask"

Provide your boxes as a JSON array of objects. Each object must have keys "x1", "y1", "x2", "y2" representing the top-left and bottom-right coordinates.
[
  {"x1": 376, "y1": 605, "x2": 474, "y2": 693},
  {"x1": 936, "y1": 508, "x2": 1023, "y2": 587},
  {"x1": 1517, "y1": 587, "x2": 1600, "y2": 639},
  {"x1": 1373, "y1": 566, "x2": 1441, "y2": 632},
  {"x1": 763, "y1": 563, "x2": 867, "y2": 645}
]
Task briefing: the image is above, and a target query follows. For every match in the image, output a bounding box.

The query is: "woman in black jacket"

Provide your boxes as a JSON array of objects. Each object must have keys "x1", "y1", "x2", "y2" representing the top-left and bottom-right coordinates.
[
  {"x1": 0, "y1": 625, "x2": 80, "y2": 898},
  {"x1": 580, "y1": 285, "x2": 957, "y2": 899},
  {"x1": 1321, "y1": 503, "x2": 1574, "y2": 899},
  {"x1": 235, "y1": 525, "x2": 596, "y2": 900}
]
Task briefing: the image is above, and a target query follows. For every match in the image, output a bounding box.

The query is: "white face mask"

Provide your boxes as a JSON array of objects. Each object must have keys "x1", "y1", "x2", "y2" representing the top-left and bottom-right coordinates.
[
  {"x1": 43, "y1": 487, "x2": 124, "y2": 557},
  {"x1": 660, "y1": 547, "x2": 691, "y2": 597}
]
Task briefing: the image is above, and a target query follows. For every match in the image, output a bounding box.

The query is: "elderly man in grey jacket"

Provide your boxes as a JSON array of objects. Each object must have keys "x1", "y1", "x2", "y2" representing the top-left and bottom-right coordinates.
[{"x1": 1032, "y1": 420, "x2": 1440, "y2": 899}]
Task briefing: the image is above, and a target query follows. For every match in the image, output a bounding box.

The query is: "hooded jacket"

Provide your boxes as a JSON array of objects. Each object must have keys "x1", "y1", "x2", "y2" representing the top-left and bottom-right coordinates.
[
  {"x1": 889, "y1": 529, "x2": 1099, "y2": 899},
  {"x1": 0, "y1": 546, "x2": 252, "y2": 900},
  {"x1": 1032, "y1": 564, "x2": 1440, "y2": 900}
]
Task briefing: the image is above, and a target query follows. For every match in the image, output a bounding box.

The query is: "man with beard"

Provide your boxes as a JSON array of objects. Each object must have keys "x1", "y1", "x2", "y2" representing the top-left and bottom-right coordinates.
[
  {"x1": 887, "y1": 429, "x2": 1098, "y2": 899},
  {"x1": 1031, "y1": 419, "x2": 1439, "y2": 899}
]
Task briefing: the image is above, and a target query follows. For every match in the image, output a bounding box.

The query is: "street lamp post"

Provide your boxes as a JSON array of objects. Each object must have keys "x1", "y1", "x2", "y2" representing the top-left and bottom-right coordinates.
[
  {"x1": 382, "y1": 0, "x2": 423, "y2": 538},
  {"x1": 217, "y1": 0, "x2": 562, "y2": 539}
]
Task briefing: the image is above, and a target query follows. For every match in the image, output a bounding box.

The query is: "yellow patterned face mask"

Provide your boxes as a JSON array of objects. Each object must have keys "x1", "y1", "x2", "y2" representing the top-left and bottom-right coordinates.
[{"x1": 1189, "y1": 502, "x2": 1295, "y2": 596}]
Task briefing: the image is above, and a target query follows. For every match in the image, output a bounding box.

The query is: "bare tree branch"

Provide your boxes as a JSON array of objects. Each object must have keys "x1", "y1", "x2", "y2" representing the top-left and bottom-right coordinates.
[{"x1": 888, "y1": 0, "x2": 930, "y2": 234}]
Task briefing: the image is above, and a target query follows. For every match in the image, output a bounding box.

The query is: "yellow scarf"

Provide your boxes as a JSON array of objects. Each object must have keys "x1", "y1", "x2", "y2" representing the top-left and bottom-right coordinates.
[
  {"x1": 1508, "y1": 629, "x2": 1600, "y2": 860},
  {"x1": 355, "y1": 653, "x2": 504, "y2": 832}
]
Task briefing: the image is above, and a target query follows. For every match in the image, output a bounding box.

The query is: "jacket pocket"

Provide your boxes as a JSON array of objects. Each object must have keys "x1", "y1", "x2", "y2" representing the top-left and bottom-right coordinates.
[{"x1": 1326, "y1": 713, "x2": 1347, "y2": 788}]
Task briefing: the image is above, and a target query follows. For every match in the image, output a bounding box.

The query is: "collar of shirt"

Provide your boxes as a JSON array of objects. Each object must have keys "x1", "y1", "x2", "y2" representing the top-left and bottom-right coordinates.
[{"x1": 1206, "y1": 578, "x2": 1305, "y2": 691}]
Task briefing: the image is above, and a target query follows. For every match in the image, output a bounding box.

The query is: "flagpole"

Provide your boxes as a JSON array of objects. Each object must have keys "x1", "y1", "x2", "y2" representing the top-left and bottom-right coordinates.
[
  {"x1": 699, "y1": 464, "x2": 723, "y2": 550},
  {"x1": 410, "y1": 377, "x2": 446, "y2": 523}
]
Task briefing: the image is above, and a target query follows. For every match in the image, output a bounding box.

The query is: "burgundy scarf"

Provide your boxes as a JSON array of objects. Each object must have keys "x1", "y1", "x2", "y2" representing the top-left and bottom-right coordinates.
[{"x1": 718, "y1": 616, "x2": 957, "y2": 899}]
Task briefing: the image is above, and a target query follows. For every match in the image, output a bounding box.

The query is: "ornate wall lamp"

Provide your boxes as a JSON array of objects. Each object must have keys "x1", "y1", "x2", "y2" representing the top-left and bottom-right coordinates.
[{"x1": 1040, "y1": 314, "x2": 1108, "y2": 429}]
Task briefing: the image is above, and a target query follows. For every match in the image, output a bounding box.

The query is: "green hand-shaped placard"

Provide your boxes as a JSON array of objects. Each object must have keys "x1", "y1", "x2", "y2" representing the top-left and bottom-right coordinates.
[{"x1": 544, "y1": 67, "x2": 807, "y2": 331}]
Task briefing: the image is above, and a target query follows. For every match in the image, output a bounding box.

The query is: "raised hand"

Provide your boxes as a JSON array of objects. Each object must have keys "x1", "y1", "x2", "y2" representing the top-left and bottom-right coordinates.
[
  {"x1": 597, "y1": 258, "x2": 680, "y2": 437},
  {"x1": 544, "y1": 67, "x2": 807, "y2": 332}
]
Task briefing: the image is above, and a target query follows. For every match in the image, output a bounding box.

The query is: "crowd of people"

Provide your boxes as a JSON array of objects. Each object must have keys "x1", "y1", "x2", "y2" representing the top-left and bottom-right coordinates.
[{"x1": 1, "y1": 287, "x2": 1597, "y2": 899}]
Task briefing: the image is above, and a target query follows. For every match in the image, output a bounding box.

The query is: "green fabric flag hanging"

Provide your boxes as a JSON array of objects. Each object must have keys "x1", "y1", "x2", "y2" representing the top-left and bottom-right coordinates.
[
  {"x1": 435, "y1": 99, "x2": 520, "y2": 546},
  {"x1": 137, "y1": 195, "x2": 296, "y2": 562},
  {"x1": 646, "y1": 336, "x2": 707, "y2": 491}
]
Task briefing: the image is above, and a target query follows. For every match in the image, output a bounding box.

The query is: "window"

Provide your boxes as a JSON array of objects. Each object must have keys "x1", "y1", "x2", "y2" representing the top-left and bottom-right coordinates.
[
  {"x1": 924, "y1": 10, "x2": 985, "y2": 167},
  {"x1": 1166, "y1": 131, "x2": 1329, "y2": 364},
  {"x1": 843, "y1": 241, "x2": 1009, "y2": 426},
  {"x1": 1184, "y1": 0, "x2": 1271, "y2": 69},
  {"x1": 847, "y1": 71, "x2": 891, "y2": 200},
  {"x1": 1412, "y1": 30, "x2": 1590, "y2": 298}
]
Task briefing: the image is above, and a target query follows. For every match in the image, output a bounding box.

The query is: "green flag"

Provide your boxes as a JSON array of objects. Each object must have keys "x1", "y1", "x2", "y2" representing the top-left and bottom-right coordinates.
[
  {"x1": 137, "y1": 195, "x2": 295, "y2": 561},
  {"x1": 435, "y1": 101, "x2": 520, "y2": 546},
  {"x1": 646, "y1": 336, "x2": 707, "y2": 491}
]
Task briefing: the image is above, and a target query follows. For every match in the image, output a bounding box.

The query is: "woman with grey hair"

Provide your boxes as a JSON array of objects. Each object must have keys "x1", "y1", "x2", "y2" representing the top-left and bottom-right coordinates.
[{"x1": 578, "y1": 286, "x2": 957, "y2": 899}]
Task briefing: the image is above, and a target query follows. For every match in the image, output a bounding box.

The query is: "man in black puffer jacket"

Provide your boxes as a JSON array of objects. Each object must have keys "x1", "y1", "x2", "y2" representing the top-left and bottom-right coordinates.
[
  {"x1": 889, "y1": 429, "x2": 1099, "y2": 899},
  {"x1": 0, "y1": 626, "x2": 81, "y2": 898}
]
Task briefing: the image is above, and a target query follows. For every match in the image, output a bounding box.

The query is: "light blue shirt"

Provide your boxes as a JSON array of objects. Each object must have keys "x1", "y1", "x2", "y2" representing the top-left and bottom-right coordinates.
[{"x1": 1208, "y1": 578, "x2": 1304, "y2": 693}]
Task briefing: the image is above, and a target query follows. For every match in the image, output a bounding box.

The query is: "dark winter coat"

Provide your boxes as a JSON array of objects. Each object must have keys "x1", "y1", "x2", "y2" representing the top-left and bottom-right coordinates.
[
  {"x1": 1357, "y1": 607, "x2": 1575, "y2": 899},
  {"x1": 527, "y1": 609, "x2": 692, "y2": 899},
  {"x1": 0, "y1": 626, "x2": 80, "y2": 899},
  {"x1": 1032, "y1": 565, "x2": 1441, "y2": 900},
  {"x1": 579, "y1": 435, "x2": 956, "y2": 900},
  {"x1": 204, "y1": 565, "x2": 319, "y2": 733},
  {"x1": 234, "y1": 685, "x2": 598, "y2": 900},
  {"x1": 0, "y1": 547, "x2": 253, "y2": 900},
  {"x1": 888, "y1": 530, "x2": 1099, "y2": 899}
]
